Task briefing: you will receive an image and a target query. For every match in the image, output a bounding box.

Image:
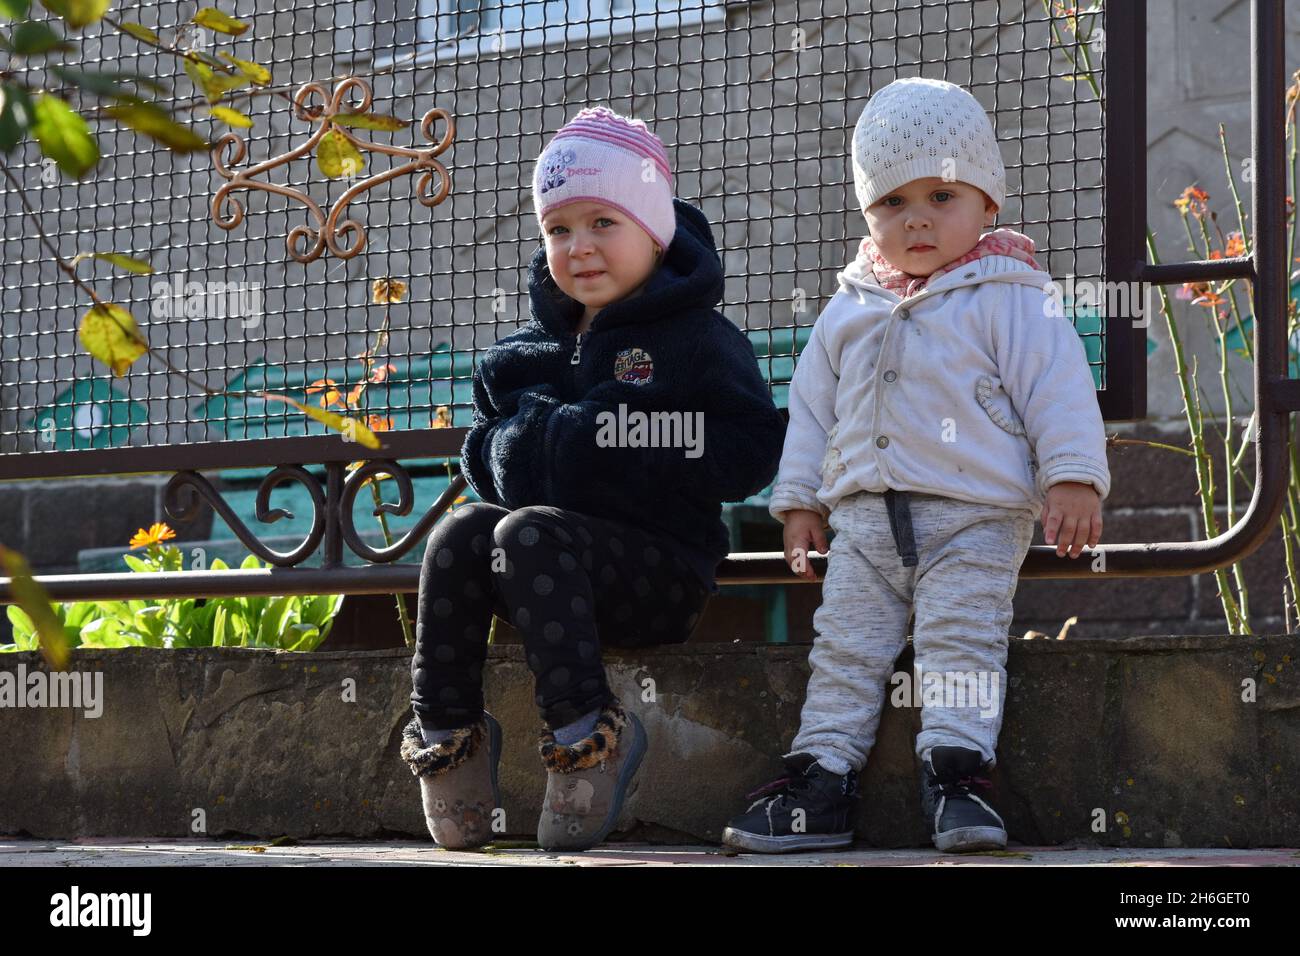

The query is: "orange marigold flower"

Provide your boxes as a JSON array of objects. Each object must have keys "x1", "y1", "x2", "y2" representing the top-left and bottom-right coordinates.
[
  {"x1": 307, "y1": 378, "x2": 343, "y2": 409},
  {"x1": 1224, "y1": 232, "x2": 1246, "y2": 257},
  {"x1": 1174, "y1": 185, "x2": 1210, "y2": 217},
  {"x1": 130, "y1": 522, "x2": 176, "y2": 549}
]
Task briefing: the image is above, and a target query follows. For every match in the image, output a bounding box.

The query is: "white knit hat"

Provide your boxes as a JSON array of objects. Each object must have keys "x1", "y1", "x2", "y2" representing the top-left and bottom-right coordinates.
[
  {"x1": 531, "y1": 106, "x2": 676, "y2": 250},
  {"x1": 851, "y1": 77, "x2": 1006, "y2": 214}
]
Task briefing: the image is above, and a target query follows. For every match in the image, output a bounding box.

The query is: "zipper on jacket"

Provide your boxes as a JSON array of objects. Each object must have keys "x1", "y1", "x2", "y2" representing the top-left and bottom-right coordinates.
[
  {"x1": 546, "y1": 327, "x2": 585, "y2": 501},
  {"x1": 540, "y1": 408, "x2": 561, "y2": 503}
]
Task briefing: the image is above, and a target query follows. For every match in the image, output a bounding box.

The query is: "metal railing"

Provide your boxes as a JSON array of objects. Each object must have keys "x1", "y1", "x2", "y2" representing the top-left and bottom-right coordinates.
[{"x1": 1, "y1": 0, "x2": 1287, "y2": 603}]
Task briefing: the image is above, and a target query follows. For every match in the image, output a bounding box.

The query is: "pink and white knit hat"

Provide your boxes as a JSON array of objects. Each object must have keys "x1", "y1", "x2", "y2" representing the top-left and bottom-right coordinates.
[{"x1": 531, "y1": 106, "x2": 676, "y2": 250}]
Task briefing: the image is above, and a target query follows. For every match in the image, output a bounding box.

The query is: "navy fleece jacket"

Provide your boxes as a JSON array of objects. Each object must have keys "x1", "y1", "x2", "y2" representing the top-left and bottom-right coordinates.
[{"x1": 459, "y1": 198, "x2": 786, "y2": 594}]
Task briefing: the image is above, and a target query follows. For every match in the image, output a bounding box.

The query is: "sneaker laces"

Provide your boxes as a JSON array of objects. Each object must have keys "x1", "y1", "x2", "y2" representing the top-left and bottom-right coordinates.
[
  {"x1": 744, "y1": 771, "x2": 813, "y2": 807},
  {"x1": 937, "y1": 773, "x2": 991, "y2": 799}
]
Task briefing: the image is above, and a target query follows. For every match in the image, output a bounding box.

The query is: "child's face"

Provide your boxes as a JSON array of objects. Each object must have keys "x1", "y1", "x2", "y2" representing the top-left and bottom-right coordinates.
[
  {"x1": 862, "y1": 177, "x2": 998, "y2": 276},
  {"x1": 541, "y1": 201, "x2": 661, "y2": 319}
]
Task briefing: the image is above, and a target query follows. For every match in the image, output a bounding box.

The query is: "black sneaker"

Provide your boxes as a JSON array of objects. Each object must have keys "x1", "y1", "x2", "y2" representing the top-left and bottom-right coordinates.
[
  {"x1": 920, "y1": 746, "x2": 1007, "y2": 853},
  {"x1": 721, "y1": 753, "x2": 858, "y2": 853}
]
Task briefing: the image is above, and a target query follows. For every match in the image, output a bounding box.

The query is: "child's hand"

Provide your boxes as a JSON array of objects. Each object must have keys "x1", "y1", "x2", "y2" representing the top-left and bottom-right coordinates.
[
  {"x1": 1042, "y1": 481, "x2": 1102, "y2": 558},
  {"x1": 781, "y1": 509, "x2": 830, "y2": 579}
]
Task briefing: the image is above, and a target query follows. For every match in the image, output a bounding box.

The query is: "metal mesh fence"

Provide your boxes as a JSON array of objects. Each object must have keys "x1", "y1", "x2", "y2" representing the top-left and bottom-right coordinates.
[{"x1": 0, "y1": 0, "x2": 1105, "y2": 462}]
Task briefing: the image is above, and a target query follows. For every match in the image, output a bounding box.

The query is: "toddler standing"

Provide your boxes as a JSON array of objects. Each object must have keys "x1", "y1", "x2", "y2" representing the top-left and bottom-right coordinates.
[{"x1": 722, "y1": 77, "x2": 1110, "y2": 853}]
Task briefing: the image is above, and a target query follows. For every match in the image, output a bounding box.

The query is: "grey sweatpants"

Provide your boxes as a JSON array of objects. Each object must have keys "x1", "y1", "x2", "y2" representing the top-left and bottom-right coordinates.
[{"x1": 787, "y1": 489, "x2": 1035, "y2": 776}]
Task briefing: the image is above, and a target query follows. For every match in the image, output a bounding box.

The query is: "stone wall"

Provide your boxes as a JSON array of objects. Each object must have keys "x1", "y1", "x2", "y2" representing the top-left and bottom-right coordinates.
[{"x1": 2, "y1": 639, "x2": 1297, "y2": 845}]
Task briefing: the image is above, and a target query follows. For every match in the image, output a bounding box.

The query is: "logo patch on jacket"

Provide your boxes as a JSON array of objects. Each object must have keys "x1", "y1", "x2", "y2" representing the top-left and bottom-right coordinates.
[{"x1": 614, "y1": 347, "x2": 654, "y2": 385}]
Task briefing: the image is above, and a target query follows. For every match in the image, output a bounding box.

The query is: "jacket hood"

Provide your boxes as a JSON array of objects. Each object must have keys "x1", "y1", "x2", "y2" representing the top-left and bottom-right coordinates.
[{"x1": 525, "y1": 197, "x2": 725, "y2": 340}]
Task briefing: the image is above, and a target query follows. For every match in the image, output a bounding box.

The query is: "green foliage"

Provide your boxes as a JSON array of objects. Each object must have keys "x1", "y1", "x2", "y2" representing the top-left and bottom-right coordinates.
[
  {"x1": 2, "y1": 547, "x2": 344, "y2": 652},
  {"x1": 0, "y1": 5, "x2": 268, "y2": 173}
]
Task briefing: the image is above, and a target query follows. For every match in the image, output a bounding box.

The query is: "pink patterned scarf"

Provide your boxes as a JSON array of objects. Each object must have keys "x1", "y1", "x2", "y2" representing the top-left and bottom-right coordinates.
[{"x1": 855, "y1": 227, "x2": 1043, "y2": 299}]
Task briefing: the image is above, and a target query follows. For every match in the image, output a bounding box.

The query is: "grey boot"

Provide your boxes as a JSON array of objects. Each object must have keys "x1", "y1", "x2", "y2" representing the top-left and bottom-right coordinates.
[
  {"x1": 399, "y1": 713, "x2": 502, "y2": 849},
  {"x1": 536, "y1": 699, "x2": 646, "y2": 852}
]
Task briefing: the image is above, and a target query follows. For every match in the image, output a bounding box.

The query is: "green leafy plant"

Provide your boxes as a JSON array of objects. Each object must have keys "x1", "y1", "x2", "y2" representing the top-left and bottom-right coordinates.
[
  {"x1": 1142, "y1": 91, "x2": 1300, "y2": 634},
  {"x1": 1, "y1": 524, "x2": 344, "y2": 651}
]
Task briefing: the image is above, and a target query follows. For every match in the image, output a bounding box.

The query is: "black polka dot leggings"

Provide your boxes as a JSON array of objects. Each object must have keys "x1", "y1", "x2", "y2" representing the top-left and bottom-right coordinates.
[{"x1": 409, "y1": 501, "x2": 712, "y2": 732}]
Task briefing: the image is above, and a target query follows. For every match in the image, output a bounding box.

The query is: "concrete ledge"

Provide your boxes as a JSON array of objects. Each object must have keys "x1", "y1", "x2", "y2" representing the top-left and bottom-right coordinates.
[
  {"x1": 5, "y1": 839, "x2": 1299, "y2": 867},
  {"x1": 1, "y1": 635, "x2": 1297, "y2": 846}
]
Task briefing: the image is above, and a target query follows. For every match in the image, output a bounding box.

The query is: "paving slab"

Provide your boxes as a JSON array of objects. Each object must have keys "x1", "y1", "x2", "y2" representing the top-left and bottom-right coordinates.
[{"x1": 2, "y1": 839, "x2": 1298, "y2": 867}]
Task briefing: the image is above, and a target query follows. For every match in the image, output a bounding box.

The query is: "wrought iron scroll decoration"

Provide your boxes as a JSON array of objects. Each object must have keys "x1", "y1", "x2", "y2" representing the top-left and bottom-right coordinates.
[
  {"x1": 210, "y1": 76, "x2": 456, "y2": 263},
  {"x1": 164, "y1": 463, "x2": 469, "y2": 568}
]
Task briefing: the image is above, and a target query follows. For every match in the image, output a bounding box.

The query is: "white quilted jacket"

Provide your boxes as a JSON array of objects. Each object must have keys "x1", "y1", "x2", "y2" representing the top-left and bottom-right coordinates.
[{"x1": 769, "y1": 253, "x2": 1111, "y2": 524}]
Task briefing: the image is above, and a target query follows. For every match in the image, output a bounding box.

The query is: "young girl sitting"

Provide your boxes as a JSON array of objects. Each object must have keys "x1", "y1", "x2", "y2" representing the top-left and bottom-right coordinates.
[{"x1": 399, "y1": 106, "x2": 785, "y2": 852}]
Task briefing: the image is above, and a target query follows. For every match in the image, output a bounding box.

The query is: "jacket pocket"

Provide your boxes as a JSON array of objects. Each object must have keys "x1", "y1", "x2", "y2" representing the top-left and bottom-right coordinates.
[
  {"x1": 975, "y1": 374, "x2": 1027, "y2": 437},
  {"x1": 976, "y1": 375, "x2": 1039, "y2": 488}
]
